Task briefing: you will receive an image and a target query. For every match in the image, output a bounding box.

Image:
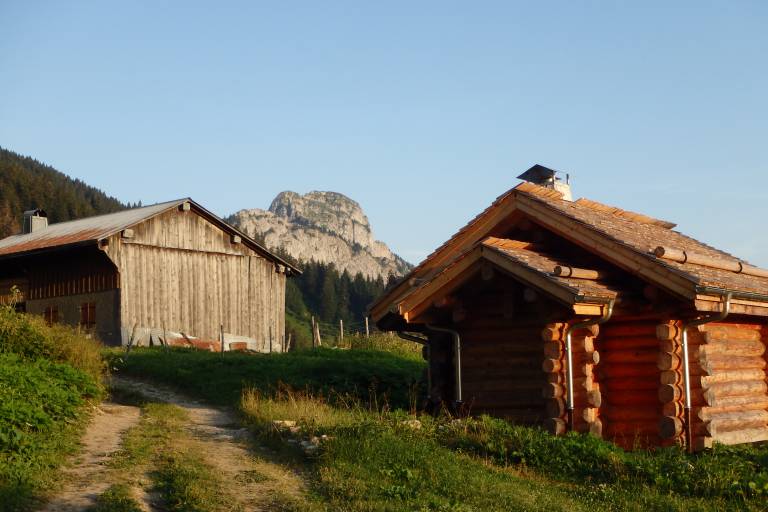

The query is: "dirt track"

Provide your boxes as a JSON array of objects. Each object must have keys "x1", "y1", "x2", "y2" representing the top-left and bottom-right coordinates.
[{"x1": 39, "y1": 376, "x2": 308, "y2": 511}]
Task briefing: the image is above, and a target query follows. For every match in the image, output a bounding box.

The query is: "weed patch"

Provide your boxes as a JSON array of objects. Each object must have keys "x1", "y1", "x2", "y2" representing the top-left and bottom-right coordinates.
[{"x1": 88, "y1": 484, "x2": 143, "y2": 512}]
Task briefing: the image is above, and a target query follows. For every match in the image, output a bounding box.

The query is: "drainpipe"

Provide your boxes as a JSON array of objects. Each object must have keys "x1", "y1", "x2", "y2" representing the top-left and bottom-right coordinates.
[
  {"x1": 681, "y1": 293, "x2": 731, "y2": 452},
  {"x1": 564, "y1": 300, "x2": 614, "y2": 432},
  {"x1": 427, "y1": 325, "x2": 462, "y2": 406},
  {"x1": 397, "y1": 331, "x2": 431, "y2": 399}
]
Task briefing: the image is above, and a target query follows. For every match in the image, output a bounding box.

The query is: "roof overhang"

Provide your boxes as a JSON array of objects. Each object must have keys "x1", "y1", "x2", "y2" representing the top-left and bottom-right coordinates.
[{"x1": 396, "y1": 243, "x2": 612, "y2": 324}]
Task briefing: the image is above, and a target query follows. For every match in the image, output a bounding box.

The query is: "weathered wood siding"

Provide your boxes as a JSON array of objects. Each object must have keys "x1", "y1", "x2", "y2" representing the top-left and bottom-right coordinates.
[{"x1": 104, "y1": 206, "x2": 286, "y2": 350}]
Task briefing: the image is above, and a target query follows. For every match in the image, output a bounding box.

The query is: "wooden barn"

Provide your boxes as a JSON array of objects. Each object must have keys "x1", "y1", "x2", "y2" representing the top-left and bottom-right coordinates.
[
  {"x1": 0, "y1": 199, "x2": 299, "y2": 351},
  {"x1": 371, "y1": 166, "x2": 768, "y2": 450}
]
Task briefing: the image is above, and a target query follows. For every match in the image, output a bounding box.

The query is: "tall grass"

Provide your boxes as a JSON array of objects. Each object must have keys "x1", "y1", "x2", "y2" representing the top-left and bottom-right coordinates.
[{"x1": 0, "y1": 306, "x2": 104, "y2": 380}]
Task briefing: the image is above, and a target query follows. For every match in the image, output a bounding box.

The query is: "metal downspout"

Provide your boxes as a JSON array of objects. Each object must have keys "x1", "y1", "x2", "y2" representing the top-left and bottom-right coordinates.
[
  {"x1": 397, "y1": 332, "x2": 431, "y2": 399},
  {"x1": 681, "y1": 293, "x2": 731, "y2": 452},
  {"x1": 427, "y1": 324, "x2": 462, "y2": 405},
  {"x1": 564, "y1": 300, "x2": 615, "y2": 432}
]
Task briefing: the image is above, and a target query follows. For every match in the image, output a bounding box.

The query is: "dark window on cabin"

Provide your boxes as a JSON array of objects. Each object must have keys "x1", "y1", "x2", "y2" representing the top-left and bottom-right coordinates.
[
  {"x1": 44, "y1": 306, "x2": 59, "y2": 326},
  {"x1": 79, "y1": 302, "x2": 96, "y2": 329}
]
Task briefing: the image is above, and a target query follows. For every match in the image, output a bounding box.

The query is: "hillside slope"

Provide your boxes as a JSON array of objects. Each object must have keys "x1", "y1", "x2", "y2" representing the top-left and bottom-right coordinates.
[
  {"x1": 228, "y1": 191, "x2": 411, "y2": 280},
  {"x1": 0, "y1": 147, "x2": 126, "y2": 238}
]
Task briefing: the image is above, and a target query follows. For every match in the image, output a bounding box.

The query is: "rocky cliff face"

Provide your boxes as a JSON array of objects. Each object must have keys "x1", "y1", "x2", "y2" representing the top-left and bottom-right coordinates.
[{"x1": 228, "y1": 191, "x2": 411, "y2": 280}]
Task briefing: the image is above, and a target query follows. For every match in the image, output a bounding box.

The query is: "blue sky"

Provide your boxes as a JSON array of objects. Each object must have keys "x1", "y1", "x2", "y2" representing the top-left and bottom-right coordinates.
[{"x1": 1, "y1": 1, "x2": 767, "y2": 265}]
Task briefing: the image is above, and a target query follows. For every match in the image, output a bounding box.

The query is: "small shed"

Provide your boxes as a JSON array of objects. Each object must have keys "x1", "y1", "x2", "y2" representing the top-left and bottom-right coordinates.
[
  {"x1": 0, "y1": 199, "x2": 300, "y2": 351},
  {"x1": 371, "y1": 170, "x2": 768, "y2": 450}
]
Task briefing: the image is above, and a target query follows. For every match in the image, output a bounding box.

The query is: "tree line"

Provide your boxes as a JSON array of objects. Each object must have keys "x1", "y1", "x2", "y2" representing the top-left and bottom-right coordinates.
[{"x1": 0, "y1": 147, "x2": 127, "y2": 238}]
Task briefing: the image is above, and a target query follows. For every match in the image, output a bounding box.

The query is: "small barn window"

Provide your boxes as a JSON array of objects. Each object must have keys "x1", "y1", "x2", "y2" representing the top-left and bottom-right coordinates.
[
  {"x1": 44, "y1": 306, "x2": 59, "y2": 326},
  {"x1": 79, "y1": 302, "x2": 96, "y2": 329}
]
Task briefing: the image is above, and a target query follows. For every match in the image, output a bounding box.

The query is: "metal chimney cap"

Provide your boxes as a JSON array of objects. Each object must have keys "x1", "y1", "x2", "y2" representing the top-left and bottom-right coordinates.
[
  {"x1": 517, "y1": 164, "x2": 559, "y2": 183},
  {"x1": 23, "y1": 208, "x2": 47, "y2": 217}
]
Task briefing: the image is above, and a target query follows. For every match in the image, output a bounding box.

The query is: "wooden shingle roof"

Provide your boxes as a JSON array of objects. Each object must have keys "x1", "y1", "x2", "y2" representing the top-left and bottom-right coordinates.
[
  {"x1": 515, "y1": 183, "x2": 768, "y2": 297},
  {"x1": 372, "y1": 180, "x2": 768, "y2": 322}
]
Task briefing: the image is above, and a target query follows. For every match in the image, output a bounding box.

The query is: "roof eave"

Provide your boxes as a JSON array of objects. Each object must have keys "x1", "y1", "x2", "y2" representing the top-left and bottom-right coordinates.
[{"x1": 0, "y1": 239, "x2": 100, "y2": 262}]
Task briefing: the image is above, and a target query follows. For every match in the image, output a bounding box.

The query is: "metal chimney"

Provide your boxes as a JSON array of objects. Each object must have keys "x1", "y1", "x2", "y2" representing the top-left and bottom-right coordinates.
[
  {"x1": 23, "y1": 209, "x2": 48, "y2": 234},
  {"x1": 517, "y1": 164, "x2": 573, "y2": 201}
]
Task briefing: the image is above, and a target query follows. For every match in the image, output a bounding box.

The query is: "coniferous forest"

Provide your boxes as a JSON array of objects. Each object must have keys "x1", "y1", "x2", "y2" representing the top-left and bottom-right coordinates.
[{"x1": 0, "y1": 147, "x2": 128, "y2": 238}]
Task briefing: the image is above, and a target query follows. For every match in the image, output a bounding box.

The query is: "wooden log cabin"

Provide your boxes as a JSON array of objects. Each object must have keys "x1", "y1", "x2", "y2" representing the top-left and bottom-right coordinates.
[
  {"x1": 0, "y1": 199, "x2": 299, "y2": 351},
  {"x1": 371, "y1": 165, "x2": 768, "y2": 450}
]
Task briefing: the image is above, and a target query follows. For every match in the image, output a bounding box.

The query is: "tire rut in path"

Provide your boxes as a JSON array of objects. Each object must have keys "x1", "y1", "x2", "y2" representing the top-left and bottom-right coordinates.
[{"x1": 38, "y1": 401, "x2": 142, "y2": 512}]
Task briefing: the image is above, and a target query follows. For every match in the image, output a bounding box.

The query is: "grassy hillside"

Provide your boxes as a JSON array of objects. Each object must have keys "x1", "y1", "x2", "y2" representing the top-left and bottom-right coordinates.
[
  {"x1": 110, "y1": 342, "x2": 768, "y2": 511},
  {"x1": 0, "y1": 304, "x2": 104, "y2": 511},
  {"x1": 0, "y1": 147, "x2": 127, "y2": 238}
]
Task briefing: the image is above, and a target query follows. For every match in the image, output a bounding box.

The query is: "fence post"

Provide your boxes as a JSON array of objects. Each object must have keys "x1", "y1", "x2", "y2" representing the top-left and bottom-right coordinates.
[
  {"x1": 220, "y1": 324, "x2": 225, "y2": 354},
  {"x1": 339, "y1": 319, "x2": 344, "y2": 343},
  {"x1": 365, "y1": 316, "x2": 370, "y2": 338},
  {"x1": 311, "y1": 316, "x2": 316, "y2": 348}
]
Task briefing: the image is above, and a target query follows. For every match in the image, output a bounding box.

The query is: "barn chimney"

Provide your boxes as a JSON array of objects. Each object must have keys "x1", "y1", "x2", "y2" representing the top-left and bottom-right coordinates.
[
  {"x1": 517, "y1": 164, "x2": 573, "y2": 201},
  {"x1": 23, "y1": 209, "x2": 48, "y2": 234}
]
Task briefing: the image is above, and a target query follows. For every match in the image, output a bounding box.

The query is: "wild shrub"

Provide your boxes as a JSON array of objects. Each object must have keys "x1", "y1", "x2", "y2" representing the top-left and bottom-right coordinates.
[{"x1": 0, "y1": 306, "x2": 103, "y2": 380}]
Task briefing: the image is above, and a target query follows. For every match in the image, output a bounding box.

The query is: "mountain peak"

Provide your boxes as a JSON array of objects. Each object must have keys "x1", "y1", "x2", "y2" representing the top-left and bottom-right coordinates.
[{"x1": 229, "y1": 191, "x2": 411, "y2": 280}]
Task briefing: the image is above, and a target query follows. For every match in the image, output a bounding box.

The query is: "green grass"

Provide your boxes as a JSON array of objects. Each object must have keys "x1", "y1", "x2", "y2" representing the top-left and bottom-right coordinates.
[
  {"x1": 108, "y1": 345, "x2": 768, "y2": 511},
  {"x1": 435, "y1": 415, "x2": 768, "y2": 502},
  {"x1": 108, "y1": 345, "x2": 425, "y2": 410},
  {"x1": 0, "y1": 306, "x2": 104, "y2": 512},
  {"x1": 243, "y1": 388, "x2": 765, "y2": 511},
  {"x1": 88, "y1": 484, "x2": 143, "y2": 512}
]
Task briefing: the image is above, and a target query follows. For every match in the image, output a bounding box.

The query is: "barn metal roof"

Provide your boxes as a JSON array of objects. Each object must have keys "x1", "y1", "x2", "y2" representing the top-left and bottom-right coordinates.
[
  {"x1": 0, "y1": 200, "x2": 182, "y2": 257},
  {"x1": 0, "y1": 199, "x2": 300, "y2": 273}
]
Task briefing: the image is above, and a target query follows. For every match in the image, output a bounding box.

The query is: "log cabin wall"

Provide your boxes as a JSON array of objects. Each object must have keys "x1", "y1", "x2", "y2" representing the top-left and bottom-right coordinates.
[
  {"x1": 689, "y1": 322, "x2": 768, "y2": 449},
  {"x1": 541, "y1": 322, "x2": 601, "y2": 436},
  {"x1": 656, "y1": 320, "x2": 768, "y2": 450},
  {"x1": 595, "y1": 319, "x2": 664, "y2": 448},
  {"x1": 458, "y1": 317, "x2": 546, "y2": 423},
  {"x1": 104, "y1": 206, "x2": 286, "y2": 350}
]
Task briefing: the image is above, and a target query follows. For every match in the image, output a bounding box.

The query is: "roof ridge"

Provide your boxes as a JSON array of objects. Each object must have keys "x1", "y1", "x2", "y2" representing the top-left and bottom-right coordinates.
[
  {"x1": 514, "y1": 181, "x2": 564, "y2": 200},
  {"x1": 574, "y1": 198, "x2": 677, "y2": 229}
]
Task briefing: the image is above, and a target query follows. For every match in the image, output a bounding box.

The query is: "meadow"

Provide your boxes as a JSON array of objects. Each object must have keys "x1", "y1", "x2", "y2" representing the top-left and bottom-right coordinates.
[{"x1": 112, "y1": 339, "x2": 768, "y2": 512}]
